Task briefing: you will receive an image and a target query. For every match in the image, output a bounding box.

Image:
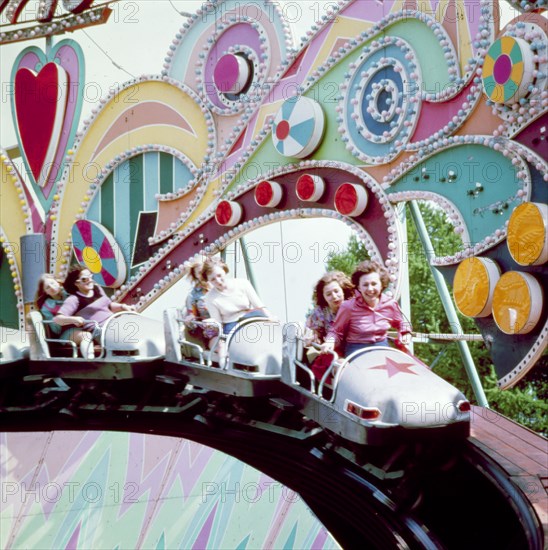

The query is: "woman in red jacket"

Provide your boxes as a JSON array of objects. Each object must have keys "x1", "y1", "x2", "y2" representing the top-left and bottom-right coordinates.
[{"x1": 320, "y1": 261, "x2": 412, "y2": 356}]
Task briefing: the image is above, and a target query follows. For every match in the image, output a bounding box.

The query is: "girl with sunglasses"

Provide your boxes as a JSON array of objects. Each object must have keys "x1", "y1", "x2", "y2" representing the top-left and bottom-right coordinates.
[{"x1": 53, "y1": 265, "x2": 134, "y2": 358}]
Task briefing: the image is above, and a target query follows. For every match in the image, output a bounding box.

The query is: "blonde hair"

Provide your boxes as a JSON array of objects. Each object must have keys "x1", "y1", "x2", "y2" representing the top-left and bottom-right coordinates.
[
  {"x1": 184, "y1": 258, "x2": 205, "y2": 284},
  {"x1": 201, "y1": 257, "x2": 229, "y2": 283}
]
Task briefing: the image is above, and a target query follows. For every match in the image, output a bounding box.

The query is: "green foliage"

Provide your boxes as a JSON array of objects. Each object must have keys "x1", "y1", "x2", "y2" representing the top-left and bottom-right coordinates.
[
  {"x1": 326, "y1": 234, "x2": 369, "y2": 274},
  {"x1": 326, "y1": 202, "x2": 546, "y2": 435},
  {"x1": 485, "y1": 365, "x2": 548, "y2": 437}
]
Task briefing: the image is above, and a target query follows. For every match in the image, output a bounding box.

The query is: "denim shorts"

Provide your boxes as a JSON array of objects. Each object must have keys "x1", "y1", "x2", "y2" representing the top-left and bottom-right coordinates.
[
  {"x1": 223, "y1": 310, "x2": 267, "y2": 334},
  {"x1": 345, "y1": 339, "x2": 388, "y2": 356}
]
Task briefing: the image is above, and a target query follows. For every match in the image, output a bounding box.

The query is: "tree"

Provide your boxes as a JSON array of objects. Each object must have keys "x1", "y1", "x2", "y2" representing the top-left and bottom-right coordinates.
[{"x1": 326, "y1": 202, "x2": 547, "y2": 436}]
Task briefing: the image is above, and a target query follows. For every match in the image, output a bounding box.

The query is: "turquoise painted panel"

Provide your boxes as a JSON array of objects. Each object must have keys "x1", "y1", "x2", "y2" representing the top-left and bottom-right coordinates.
[{"x1": 1, "y1": 432, "x2": 340, "y2": 550}]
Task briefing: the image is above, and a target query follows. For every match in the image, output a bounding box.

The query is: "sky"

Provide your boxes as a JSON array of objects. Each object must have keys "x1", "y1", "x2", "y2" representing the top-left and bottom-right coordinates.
[{"x1": 1, "y1": 0, "x2": 518, "y2": 322}]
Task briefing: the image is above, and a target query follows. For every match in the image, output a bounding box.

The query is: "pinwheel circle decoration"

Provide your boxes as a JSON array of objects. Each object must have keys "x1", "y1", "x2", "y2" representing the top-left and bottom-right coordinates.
[
  {"x1": 482, "y1": 36, "x2": 535, "y2": 104},
  {"x1": 71, "y1": 220, "x2": 127, "y2": 288},
  {"x1": 272, "y1": 96, "x2": 325, "y2": 158}
]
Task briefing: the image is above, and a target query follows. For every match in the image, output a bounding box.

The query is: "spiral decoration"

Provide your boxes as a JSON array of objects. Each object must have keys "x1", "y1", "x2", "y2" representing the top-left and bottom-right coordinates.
[
  {"x1": 340, "y1": 37, "x2": 421, "y2": 164},
  {"x1": 166, "y1": 1, "x2": 292, "y2": 117},
  {"x1": 71, "y1": 220, "x2": 126, "y2": 288},
  {"x1": 202, "y1": 36, "x2": 266, "y2": 115}
]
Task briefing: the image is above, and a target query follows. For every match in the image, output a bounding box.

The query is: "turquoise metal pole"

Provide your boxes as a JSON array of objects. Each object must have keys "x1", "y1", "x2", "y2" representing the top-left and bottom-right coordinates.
[
  {"x1": 408, "y1": 201, "x2": 489, "y2": 407},
  {"x1": 396, "y1": 204, "x2": 414, "y2": 354},
  {"x1": 240, "y1": 236, "x2": 258, "y2": 291}
]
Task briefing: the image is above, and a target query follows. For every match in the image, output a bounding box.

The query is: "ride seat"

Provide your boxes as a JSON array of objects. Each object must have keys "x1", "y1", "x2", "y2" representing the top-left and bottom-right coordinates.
[
  {"x1": 28, "y1": 311, "x2": 78, "y2": 359},
  {"x1": 178, "y1": 326, "x2": 213, "y2": 364}
]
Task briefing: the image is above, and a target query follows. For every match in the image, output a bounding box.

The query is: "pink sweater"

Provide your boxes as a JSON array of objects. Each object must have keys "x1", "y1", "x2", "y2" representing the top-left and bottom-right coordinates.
[{"x1": 327, "y1": 293, "x2": 411, "y2": 346}]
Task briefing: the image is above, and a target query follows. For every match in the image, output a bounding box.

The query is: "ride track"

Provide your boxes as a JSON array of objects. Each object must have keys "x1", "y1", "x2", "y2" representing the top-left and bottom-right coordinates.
[{"x1": 0, "y1": 364, "x2": 544, "y2": 549}]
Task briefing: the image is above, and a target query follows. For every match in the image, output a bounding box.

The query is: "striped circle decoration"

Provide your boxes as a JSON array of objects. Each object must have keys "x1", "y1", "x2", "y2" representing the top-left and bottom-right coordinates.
[
  {"x1": 334, "y1": 183, "x2": 368, "y2": 217},
  {"x1": 295, "y1": 174, "x2": 325, "y2": 202},
  {"x1": 507, "y1": 202, "x2": 548, "y2": 266},
  {"x1": 71, "y1": 220, "x2": 126, "y2": 288},
  {"x1": 254, "y1": 180, "x2": 283, "y2": 208},
  {"x1": 453, "y1": 257, "x2": 500, "y2": 318},
  {"x1": 492, "y1": 271, "x2": 543, "y2": 334},
  {"x1": 215, "y1": 200, "x2": 242, "y2": 226},
  {"x1": 272, "y1": 96, "x2": 325, "y2": 158},
  {"x1": 482, "y1": 36, "x2": 535, "y2": 104}
]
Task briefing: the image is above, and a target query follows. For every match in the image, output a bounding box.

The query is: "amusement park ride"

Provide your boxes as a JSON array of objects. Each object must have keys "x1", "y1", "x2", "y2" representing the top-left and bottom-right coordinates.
[{"x1": 0, "y1": 0, "x2": 546, "y2": 548}]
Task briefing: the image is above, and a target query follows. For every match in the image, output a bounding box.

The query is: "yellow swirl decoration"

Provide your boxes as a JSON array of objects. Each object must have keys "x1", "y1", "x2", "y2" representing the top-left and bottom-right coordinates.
[
  {"x1": 453, "y1": 257, "x2": 500, "y2": 318},
  {"x1": 507, "y1": 202, "x2": 548, "y2": 266},
  {"x1": 492, "y1": 271, "x2": 543, "y2": 334}
]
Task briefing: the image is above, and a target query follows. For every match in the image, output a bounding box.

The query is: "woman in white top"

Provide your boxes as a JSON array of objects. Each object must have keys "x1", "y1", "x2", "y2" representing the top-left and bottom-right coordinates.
[{"x1": 202, "y1": 258, "x2": 270, "y2": 334}]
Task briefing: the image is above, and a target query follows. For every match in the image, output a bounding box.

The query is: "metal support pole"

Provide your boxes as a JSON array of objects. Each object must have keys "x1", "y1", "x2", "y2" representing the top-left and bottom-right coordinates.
[
  {"x1": 239, "y1": 236, "x2": 258, "y2": 291},
  {"x1": 396, "y1": 204, "x2": 413, "y2": 354},
  {"x1": 408, "y1": 201, "x2": 489, "y2": 407}
]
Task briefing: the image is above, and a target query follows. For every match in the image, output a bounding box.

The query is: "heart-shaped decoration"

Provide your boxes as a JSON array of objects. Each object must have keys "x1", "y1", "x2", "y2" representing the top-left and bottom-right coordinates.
[
  {"x1": 11, "y1": 41, "x2": 84, "y2": 210},
  {"x1": 15, "y1": 62, "x2": 68, "y2": 188}
]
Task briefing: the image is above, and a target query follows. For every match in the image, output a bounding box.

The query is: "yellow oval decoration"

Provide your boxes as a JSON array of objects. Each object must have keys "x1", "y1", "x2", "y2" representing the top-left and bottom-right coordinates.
[
  {"x1": 507, "y1": 202, "x2": 548, "y2": 266},
  {"x1": 492, "y1": 271, "x2": 543, "y2": 335},
  {"x1": 82, "y1": 246, "x2": 103, "y2": 273},
  {"x1": 453, "y1": 257, "x2": 500, "y2": 318}
]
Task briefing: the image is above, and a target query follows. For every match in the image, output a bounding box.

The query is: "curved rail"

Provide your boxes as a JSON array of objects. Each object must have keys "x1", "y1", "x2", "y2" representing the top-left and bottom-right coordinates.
[{"x1": 0, "y1": 381, "x2": 543, "y2": 549}]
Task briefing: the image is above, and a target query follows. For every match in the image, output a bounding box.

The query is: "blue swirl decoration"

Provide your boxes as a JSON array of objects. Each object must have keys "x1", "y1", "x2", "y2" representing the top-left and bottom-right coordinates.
[{"x1": 340, "y1": 37, "x2": 421, "y2": 164}]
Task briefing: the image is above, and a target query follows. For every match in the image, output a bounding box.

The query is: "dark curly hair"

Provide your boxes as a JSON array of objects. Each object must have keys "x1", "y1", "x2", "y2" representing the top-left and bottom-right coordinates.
[
  {"x1": 313, "y1": 271, "x2": 354, "y2": 309},
  {"x1": 63, "y1": 265, "x2": 94, "y2": 295},
  {"x1": 351, "y1": 261, "x2": 390, "y2": 291}
]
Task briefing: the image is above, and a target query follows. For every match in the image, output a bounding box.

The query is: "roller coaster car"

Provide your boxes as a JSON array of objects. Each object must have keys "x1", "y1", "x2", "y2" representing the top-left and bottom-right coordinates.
[
  {"x1": 0, "y1": 327, "x2": 29, "y2": 378},
  {"x1": 27, "y1": 311, "x2": 165, "y2": 380},
  {"x1": 282, "y1": 323, "x2": 471, "y2": 446},
  {"x1": 163, "y1": 308, "x2": 284, "y2": 397}
]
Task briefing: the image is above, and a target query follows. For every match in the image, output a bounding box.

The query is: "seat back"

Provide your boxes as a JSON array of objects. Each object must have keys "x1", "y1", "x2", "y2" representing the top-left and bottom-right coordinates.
[
  {"x1": 102, "y1": 312, "x2": 165, "y2": 359},
  {"x1": 28, "y1": 311, "x2": 51, "y2": 359},
  {"x1": 28, "y1": 311, "x2": 78, "y2": 359}
]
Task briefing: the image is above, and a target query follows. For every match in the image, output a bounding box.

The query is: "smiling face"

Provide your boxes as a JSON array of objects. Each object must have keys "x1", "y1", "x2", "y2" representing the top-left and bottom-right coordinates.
[
  {"x1": 322, "y1": 281, "x2": 344, "y2": 313},
  {"x1": 74, "y1": 269, "x2": 94, "y2": 294},
  {"x1": 358, "y1": 272, "x2": 382, "y2": 306},
  {"x1": 43, "y1": 276, "x2": 62, "y2": 299},
  {"x1": 207, "y1": 265, "x2": 228, "y2": 292}
]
